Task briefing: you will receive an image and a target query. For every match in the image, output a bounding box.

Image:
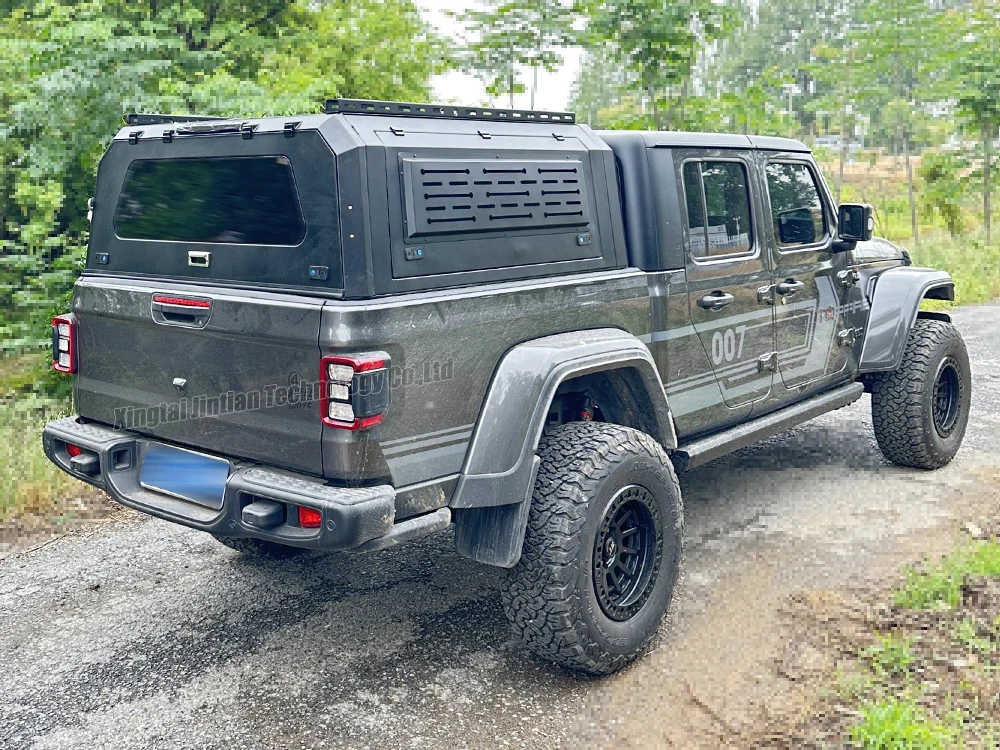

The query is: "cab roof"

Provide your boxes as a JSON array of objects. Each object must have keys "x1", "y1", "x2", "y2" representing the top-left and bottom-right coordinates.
[{"x1": 596, "y1": 130, "x2": 811, "y2": 153}]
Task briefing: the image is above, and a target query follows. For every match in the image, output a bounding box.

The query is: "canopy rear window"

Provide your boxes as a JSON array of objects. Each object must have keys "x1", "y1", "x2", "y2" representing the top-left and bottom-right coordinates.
[{"x1": 113, "y1": 156, "x2": 306, "y2": 246}]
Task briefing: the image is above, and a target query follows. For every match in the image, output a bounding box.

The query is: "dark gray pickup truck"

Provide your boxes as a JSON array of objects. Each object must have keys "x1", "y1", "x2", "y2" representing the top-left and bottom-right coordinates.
[{"x1": 44, "y1": 99, "x2": 971, "y2": 674}]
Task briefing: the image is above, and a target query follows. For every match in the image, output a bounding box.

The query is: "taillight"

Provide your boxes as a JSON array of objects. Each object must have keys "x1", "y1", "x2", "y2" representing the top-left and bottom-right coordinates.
[
  {"x1": 320, "y1": 353, "x2": 391, "y2": 430},
  {"x1": 52, "y1": 314, "x2": 77, "y2": 373}
]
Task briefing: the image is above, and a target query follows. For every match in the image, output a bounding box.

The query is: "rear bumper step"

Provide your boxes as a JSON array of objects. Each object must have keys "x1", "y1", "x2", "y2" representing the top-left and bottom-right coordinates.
[{"x1": 42, "y1": 416, "x2": 442, "y2": 552}]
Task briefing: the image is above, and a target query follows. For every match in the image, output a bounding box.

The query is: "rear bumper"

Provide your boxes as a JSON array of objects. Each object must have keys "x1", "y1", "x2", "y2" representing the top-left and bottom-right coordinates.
[{"x1": 42, "y1": 416, "x2": 414, "y2": 551}]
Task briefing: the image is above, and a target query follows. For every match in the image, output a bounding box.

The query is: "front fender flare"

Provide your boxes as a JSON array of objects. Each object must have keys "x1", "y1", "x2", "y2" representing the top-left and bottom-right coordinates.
[{"x1": 859, "y1": 267, "x2": 954, "y2": 373}]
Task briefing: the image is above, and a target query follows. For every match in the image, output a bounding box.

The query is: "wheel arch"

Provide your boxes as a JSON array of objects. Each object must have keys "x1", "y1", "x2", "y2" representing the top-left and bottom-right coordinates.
[
  {"x1": 858, "y1": 266, "x2": 955, "y2": 373},
  {"x1": 451, "y1": 328, "x2": 676, "y2": 568}
]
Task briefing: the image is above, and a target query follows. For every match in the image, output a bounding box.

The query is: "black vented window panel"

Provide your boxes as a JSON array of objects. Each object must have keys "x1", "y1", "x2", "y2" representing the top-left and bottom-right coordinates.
[
  {"x1": 113, "y1": 156, "x2": 306, "y2": 245},
  {"x1": 401, "y1": 158, "x2": 591, "y2": 239}
]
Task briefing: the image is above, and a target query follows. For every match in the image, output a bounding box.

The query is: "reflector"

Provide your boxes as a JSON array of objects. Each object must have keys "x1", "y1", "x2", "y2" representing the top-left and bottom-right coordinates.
[{"x1": 298, "y1": 506, "x2": 322, "y2": 528}]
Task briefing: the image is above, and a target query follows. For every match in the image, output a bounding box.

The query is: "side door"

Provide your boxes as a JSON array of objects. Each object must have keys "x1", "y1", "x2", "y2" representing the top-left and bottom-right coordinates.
[
  {"x1": 761, "y1": 156, "x2": 852, "y2": 392},
  {"x1": 678, "y1": 152, "x2": 775, "y2": 411}
]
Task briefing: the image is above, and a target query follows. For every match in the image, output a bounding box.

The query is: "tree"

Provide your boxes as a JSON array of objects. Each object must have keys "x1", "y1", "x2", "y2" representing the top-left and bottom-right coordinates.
[
  {"x1": 945, "y1": 0, "x2": 1000, "y2": 244},
  {"x1": 586, "y1": 0, "x2": 732, "y2": 130},
  {"x1": 855, "y1": 0, "x2": 942, "y2": 248},
  {"x1": 455, "y1": 1, "x2": 577, "y2": 110},
  {"x1": 0, "y1": 0, "x2": 445, "y2": 352}
]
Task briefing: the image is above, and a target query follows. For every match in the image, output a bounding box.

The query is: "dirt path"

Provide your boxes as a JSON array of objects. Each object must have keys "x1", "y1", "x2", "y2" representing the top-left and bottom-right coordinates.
[{"x1": 2, "y1": 304, "x2": 998, "y2": 749}]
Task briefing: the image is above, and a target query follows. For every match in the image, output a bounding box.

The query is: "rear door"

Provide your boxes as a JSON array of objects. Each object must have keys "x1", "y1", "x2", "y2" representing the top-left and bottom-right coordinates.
[{"x1": 677, "y1": 151, "x2": 774, "y2": 410}]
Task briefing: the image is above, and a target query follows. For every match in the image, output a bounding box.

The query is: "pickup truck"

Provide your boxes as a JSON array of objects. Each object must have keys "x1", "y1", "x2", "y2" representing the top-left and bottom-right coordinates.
[{"x1": 44, "y1": 99, "x2": 970, "y2": 674}]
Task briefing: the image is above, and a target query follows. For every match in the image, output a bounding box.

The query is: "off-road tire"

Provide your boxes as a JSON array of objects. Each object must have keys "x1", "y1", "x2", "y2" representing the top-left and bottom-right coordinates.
[
  {"x1": 500, "y1": 421, "x2": 683, "y2": 675},
  {"x1": 871, "y1": 319, "x2": 971, "y2": 470},
  {"x1": 211, "y1": 535, "x2": 308, "y2": 559}
]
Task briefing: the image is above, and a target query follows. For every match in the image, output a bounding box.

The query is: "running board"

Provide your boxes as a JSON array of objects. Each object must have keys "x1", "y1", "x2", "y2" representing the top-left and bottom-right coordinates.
[{"x1": 672, "y1": 382, "x2": 865, "y2": 472}]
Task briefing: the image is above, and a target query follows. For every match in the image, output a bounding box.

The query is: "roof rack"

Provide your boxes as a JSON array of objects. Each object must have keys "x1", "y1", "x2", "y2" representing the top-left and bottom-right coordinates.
[
  {"x1": 125, "y1": 113, "x2": 229, "y2": 127},
  {"x1": 324, "y1": 98, "x2": 576, "y2": 124}
]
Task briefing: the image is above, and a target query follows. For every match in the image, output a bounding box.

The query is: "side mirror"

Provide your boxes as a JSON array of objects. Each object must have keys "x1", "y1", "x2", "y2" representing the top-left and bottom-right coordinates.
[{"x1": 838, "y1": 203, "x2": 874, "y2": 242}]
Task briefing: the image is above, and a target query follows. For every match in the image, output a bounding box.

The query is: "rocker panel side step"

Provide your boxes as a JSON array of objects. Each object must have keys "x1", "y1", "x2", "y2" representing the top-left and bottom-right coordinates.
[{"x1": 673, "y1": 382, "x2": 865, "y2": 472}]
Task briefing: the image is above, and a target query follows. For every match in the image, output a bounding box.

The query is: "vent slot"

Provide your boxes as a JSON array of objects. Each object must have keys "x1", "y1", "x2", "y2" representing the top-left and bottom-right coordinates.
[{"x1": 402, "y1": 158, "x2": 591, "y2": 239}]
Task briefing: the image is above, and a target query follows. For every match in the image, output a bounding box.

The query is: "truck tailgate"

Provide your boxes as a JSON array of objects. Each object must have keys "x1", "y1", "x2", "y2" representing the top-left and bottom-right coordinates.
[{"x1": 73, "y1": 277, "x2": 325, "y2": 475}]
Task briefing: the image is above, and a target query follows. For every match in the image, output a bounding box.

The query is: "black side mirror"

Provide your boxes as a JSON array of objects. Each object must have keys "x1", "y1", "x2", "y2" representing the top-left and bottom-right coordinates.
[
  {"x1": 776, "y1": 207, "x2": 816, "y2": 244},
  {"x1": 838, "y1": 203, "x2": 874, "y2": 242}
]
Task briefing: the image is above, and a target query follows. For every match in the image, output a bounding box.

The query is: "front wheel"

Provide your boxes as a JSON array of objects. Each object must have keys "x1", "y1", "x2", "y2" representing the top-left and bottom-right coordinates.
[
  {"x1": 500, "y1": 421, "x2": 683, "y2": 675},
  {"x1": 871, "y1": 319, "x2": 972, "y2": 469}
]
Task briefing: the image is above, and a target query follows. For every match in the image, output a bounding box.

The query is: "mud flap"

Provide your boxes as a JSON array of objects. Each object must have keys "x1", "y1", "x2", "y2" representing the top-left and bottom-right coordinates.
[{"x1": 453, "y1": 456, "x2": 539, "y2": 568}]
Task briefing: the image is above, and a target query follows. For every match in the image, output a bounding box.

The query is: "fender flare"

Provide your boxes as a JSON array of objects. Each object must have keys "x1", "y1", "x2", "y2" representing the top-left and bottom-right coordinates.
[
  {"x1": 451, "y1": 328, "x2": 675, "y2": 567},
  {"x1": 858, "y1": 267, "x2": 955, "y2": 373}
]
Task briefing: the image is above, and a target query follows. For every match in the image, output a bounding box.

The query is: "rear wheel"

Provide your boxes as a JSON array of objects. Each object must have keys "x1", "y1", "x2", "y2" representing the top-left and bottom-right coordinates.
[
  {"x1": 870, "y1": 319, "x2": 971, "y2": 469},
  {"x1": 211, "y1": 535, "x2": 308, "y2": 559},
  {"x1": 500, "y1": 421, "x2": 683, "y2": 675}
]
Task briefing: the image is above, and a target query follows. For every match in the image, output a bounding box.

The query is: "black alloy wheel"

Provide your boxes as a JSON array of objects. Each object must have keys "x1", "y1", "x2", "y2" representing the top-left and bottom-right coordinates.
[{"x1": 593, "y1": 485, "x2": 661, "y2": 622}]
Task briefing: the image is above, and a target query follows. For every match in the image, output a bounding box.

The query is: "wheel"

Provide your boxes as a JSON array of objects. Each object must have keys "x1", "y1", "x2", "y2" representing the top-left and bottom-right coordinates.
[
  {"x1": 500, "y1": 421, "x2": 683, "y2": 675},
  {"x1": 211, "y1": 534, "x2": 308, "y2": 559},
  {"x1": 870, "y1": 319, "x2": 971, "y2": 470}
]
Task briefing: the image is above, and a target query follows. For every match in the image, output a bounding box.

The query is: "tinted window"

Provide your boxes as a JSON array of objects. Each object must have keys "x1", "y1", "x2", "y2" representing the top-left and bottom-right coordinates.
[
  {"x1": 683, "y1": 161, "x2": 753, "y2": 258},
  {"x1": 114, "y1": 156, "x2": 306, "y2": 245},
  {"x1": 765, "y1": 162, "x2": 826, "y2": 247}
]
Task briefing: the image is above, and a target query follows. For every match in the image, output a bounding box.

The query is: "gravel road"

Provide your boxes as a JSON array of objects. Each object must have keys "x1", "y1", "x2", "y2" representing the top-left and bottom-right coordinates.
[{"x1": 3, "y1": 304, "x2": 999, "y2": 749}]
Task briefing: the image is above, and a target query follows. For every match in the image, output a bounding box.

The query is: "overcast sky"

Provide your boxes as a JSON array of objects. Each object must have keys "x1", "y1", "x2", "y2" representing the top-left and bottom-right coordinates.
[{"x1": 418, "y1": 0, "x2": 583, "y2": 113}]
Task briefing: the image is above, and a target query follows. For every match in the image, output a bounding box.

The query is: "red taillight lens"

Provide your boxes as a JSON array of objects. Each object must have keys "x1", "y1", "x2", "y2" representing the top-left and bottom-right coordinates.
[
  {"x1": 65, "y1": 443, "x2": 83, "y2": 458},
  {"x1": 320, "y1": 354, "x2": 390, "y2": 430},
  {"x1": 298, "y1": 506, "x2": 322, "y2": 528},
  {"x1": 52, "y1": 314, "x2": 77, "y2": 373}
]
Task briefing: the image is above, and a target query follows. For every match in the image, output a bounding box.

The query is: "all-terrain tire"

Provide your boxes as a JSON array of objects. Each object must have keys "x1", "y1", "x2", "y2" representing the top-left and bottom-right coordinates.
[
  {"x1": 211, "y1": 535, "x2": 308, "y2": 559},
  {"x1": 500, "y1": 421, "x2": 683, "y2": 675},
  {"x1": 870, "y1": 319, "x2": 971, "y2": 470}
]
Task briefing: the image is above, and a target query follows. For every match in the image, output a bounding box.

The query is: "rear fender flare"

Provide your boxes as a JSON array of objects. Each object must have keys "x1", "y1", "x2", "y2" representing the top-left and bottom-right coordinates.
[
  {"x1": 859, "y1": 267, "x2": 955, "y2": 373},
  {"x1": 451, "y1": 328, "x2": 675, "y2": 567}
]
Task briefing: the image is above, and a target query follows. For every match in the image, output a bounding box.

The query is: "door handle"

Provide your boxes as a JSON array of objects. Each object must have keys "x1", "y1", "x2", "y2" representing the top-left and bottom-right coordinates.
[
  {"x1": 697, "y1": 291, "x2": 735, "y2": 311},
  {"x1": 775, "y1": 279, "x2": 805, "y2": 296}
]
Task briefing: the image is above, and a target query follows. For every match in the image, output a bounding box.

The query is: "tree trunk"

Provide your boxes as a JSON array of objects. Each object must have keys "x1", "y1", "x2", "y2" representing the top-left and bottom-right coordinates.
[
  {"x1": 531, "y1": 63, "x2": 537, "y2": 110},
  {"x1": 904, "y1": 132, "x2": 918, "y2": 248},
  {"x1": 985, "y1": 123, "x2": 993, "y2": 245},
  {"x1": 648, "y1": 85, "x2": 663, "y2": 131}
]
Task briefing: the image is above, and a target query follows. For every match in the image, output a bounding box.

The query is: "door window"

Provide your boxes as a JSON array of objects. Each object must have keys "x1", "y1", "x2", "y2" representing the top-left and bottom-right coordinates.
[
  {"x1": 682, "y1": 161, "x2": 754, "y2": 259},
  {"x1": 764, "y1": 162, "x2": 827, "y2": 248}
]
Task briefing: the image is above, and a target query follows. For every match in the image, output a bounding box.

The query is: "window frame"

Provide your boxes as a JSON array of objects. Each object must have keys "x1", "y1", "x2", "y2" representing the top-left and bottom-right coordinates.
[
  {"x1": 763, "y1": 158, "x2": 833, "y2": 255},
  {"x1": 679, "y1": 156, "x2": 760, "y2": 266},
  {"x1": 112, "y1": 154, "x2": 308, "y2": 248}
]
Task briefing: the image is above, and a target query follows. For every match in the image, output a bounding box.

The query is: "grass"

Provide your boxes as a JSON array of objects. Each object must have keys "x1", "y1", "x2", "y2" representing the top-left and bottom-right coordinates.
[
  {"x1": 850, "y1": 698, "x2": 963, "y2": 750},
  {"x1": 0, "y1": 394, "x2": 87, "y2": 523},
  {"x1": 862, "y1": 633, "x2": 916, "y2": 677},
  {"x1": 910, "y1": 233, "x2": 1000, "y2": 307},
  {"x1": 895, "y1": 541, "x2": 1000, "y2": 610}
]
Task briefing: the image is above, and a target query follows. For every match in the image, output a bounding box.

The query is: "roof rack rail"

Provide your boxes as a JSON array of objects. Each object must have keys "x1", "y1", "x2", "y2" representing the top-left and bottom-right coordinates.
[
  {"x1": 125, "y1": 113, "x2": 230, "y2": 127},
  {"x1": 324, "y1": 98, "x2": 576, "y2": 124}
]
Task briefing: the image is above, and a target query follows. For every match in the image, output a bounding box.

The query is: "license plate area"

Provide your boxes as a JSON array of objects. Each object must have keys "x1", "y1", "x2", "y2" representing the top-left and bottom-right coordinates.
[{"x1": 140, "y1": 442, "x2": 230, "y2": 509}]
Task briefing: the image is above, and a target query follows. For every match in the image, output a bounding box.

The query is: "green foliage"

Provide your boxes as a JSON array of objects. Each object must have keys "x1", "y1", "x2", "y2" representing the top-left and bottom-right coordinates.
[
  {"x1": 849, "y1": 698, "x2": 963, "y2": 749},
  {"x1": 0, "y1": 0, "x2": 445, "y2": 358},
  {"x1": 895, "y1": 541, "x2": 1000, "y2": 610},
  {"x1": 920, "y1": 151, "x2": 968, "y2": 236},
  {"x1": 909, "y1": 234, "x2": 1000, "y2": 307},
  {"x1": 0, "y1": 393, "x2": 83, "y2": 522},
  {"x1": 862, "y1": 633, "x2": 915, "y2": 677}
]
